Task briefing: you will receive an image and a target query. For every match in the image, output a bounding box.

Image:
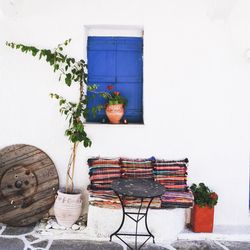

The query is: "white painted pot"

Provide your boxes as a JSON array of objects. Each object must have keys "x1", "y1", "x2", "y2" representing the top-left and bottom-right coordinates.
[{"x1": 54, "y1": 190, "x2": 82, "y2": 227}]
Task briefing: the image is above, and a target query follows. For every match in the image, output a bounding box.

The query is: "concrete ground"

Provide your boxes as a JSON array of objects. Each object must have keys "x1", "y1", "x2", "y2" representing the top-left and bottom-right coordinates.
[{"x1": 1, "y1": 224, "x2": 250, "y2": 250}]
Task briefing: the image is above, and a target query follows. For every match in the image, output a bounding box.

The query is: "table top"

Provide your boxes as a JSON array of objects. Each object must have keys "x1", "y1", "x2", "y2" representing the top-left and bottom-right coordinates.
[{"x1": 111, "y1": 178, "x2": 166, "y2": 198}]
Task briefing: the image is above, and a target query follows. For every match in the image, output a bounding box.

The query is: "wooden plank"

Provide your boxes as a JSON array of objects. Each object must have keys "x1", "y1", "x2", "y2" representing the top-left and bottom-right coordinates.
[
  {"x1": 0, "y1": 144, "x2": 26, "y2": 156},
  {"x1": 7, "y1": 203, "x2": 53, "y2": 226},
  {"x1": 0, "y1": 195, "x2": 55, "y2": 223},
  {"x1": 0, "y1": 152, "x2": 48, "y2": 176},
  {"x1": 0, "y1": 181, "x2": 58, "y2": 214},
  {"x1": 0, "y1": 145, "x2": 38, "y2": 164},
  {"x1": 1, "y1": 150, "x2": 46, "y2": 168},
  {"x1": 35, "y1": 166, "x2": 59, "y2": 184}
]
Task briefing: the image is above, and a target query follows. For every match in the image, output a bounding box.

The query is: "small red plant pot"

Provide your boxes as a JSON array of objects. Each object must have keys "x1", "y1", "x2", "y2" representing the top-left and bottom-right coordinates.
[{"x1": 191, "y1": 204, "x2": 214, "y2": 233}]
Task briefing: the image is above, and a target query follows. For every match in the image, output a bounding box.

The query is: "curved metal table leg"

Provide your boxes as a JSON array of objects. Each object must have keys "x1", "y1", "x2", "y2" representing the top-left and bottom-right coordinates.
[
  {"x1": 135, "y1": 198, "x2": 143, "y2": 249},
  {"x1": 110, "y1": 192, "x2": 125, "y2": 242},
  {"x1": 144, "y1": 197, "x2": 155, "y2": 243}
]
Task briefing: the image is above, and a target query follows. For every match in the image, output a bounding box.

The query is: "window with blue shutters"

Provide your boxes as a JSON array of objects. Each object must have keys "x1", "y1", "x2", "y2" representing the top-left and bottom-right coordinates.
[{"x1": 87, "y1": 36, "x2": 143, "y2": 124}]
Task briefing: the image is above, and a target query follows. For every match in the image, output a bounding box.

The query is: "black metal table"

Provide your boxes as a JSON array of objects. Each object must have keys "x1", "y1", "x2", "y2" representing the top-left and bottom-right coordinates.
[{"x1": 110, "y1": 178, "x2": 166, "y2": 250}]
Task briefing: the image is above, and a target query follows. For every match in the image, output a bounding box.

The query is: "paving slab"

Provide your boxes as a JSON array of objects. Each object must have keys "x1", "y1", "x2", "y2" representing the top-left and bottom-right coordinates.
[
  {"x1": 134, "y1": 244, "x2": 170, "y2": 249},
  {"x1": 2, "y1": 224, "x2": 35, "y2": 235},
  {"x1": 32, "y1": 240, "x2": 49, "y2": 248},
  {"x1": 219, "y1": 241, "x2": 250, "y2": 250},
  {"x1": 0, "y1": 237, "x2": 25, "y2": 250},
  {"x1": 171, "y1": 240, "x2": 224, "y2": 250},
  {"x1": 25, "y1": 234, "x2": 39, "y2": 242},
  {"x1": 49, "y1": 240, "x2": 123, "y2": 250}
]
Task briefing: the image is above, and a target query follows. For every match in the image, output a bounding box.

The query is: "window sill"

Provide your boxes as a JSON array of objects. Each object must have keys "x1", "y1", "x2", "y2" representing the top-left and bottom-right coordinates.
[{"x1": 84, "y1": 122, "x2": 145, "y2": 128}]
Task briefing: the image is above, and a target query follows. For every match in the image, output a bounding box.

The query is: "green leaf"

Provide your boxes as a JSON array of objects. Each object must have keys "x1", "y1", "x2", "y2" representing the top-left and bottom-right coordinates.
[
  {"x1": 59, "y1": 99, "x2": 65, "y2": 106},
  {"x1": 82, "y1": 99, "x2": 88, "y2": 105},
  {"x1": 39, "y1": 51, "x2": 43, "y2": 59},
  {"x1": 65, "y1": 73, "x2": 72, "y2": 86},
  {"x1": 64, "y1": 39, "x2": 71, "y2": 46},
  {"x1": 31, "y1": 47, "x2": 39, "y2": 56},
  {"x1": 54, "y1": 64, "x2": 59, "y2": 71},
  {"x1": 66, "y1": 58, "x2": 71, "y2": 66},
  {"x1": 83, "y1": 140, "x2": 88, "y2": 147}
]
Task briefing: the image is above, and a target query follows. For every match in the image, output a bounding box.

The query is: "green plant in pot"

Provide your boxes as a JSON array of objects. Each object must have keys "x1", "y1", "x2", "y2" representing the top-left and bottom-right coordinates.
[
  {"x1": 190, "y1": 183, "x2": 218, "y2": 233},
  {"x1": 102, "y1": 85, "x2": 127, "y2": 124},
  {"x1": 6, "y1": 39, "x2": 94, "y2": 227}
]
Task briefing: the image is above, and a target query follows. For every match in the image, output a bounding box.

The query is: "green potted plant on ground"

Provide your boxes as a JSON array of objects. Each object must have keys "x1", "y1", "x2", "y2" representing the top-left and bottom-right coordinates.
[
  {"x1": 190, "y1": 183, "x2": 218, "y2": 233},
  {"x1": 6, "y1": 39, "x2": 94, "y2": 227}
]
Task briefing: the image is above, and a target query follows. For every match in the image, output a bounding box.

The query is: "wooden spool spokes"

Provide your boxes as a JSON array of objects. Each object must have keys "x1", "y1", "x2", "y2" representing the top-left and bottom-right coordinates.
[{"x1": 0, "y1": 144, "x2": 59, "y2": 226}]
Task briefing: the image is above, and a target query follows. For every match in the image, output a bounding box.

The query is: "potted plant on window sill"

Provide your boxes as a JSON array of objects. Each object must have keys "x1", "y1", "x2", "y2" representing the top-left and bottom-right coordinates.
[
  {"x1": 6, "y1": 39, "x2": 95, "y2": 227},
  {"x1": 102, "y1": 85, "x2": 127, "y2": 124},
  {"x1": 190, "y1": 183, "x2": 218, "y2": 233}
]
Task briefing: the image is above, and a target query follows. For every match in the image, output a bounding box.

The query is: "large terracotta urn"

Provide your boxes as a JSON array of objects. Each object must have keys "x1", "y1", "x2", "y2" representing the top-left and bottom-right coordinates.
[
  {"x1": 106, "y1": 104, "x2": 124, "y2": 124},
  {"x1": 191, "y1": 204, "x2": 214, "y2": 233},
  {"x1": 54, "y1": 190, "x2": 82, "y2": 227}
]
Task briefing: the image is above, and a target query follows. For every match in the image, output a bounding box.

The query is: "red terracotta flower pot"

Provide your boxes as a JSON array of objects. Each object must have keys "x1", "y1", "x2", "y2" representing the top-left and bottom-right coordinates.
[
  {"x1": 106, "y1": 104, "x2": 124, "y2": 124},
  {"x1": 191, "y1": 204, "x2": 214, "y2": 233}
]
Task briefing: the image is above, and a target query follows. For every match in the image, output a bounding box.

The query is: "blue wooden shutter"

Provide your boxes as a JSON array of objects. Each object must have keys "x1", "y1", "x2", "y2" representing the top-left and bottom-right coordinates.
[{"x1": 87, "y1": 36, "x2": 143, "y2": 123}]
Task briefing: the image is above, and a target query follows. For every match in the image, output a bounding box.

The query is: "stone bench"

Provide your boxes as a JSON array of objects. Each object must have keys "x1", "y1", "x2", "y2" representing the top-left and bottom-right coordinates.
[
  {"x1": 87, "y1": 157, "x2": 193, "y2": 241},
  {"x1": 87, "y1": 205, "x2": 187, "y2": 242}
]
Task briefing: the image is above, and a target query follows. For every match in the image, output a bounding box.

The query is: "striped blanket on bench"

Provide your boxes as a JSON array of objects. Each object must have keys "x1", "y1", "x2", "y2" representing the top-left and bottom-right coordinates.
[{"x1": 87, "y1": 157, "x2": 193, "y2": 209}]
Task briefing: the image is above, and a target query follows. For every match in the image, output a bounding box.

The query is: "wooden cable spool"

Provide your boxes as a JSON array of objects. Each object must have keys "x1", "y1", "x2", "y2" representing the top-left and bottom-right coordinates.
[{"x1": 0, "y1": 144, "x2": 59, "y2": 226}]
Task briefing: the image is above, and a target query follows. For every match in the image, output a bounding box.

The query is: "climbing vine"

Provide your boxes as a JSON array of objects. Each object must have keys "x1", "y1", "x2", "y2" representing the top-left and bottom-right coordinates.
[{"x1": 6, "y1": 39, "x2": 95, "y2": 193}]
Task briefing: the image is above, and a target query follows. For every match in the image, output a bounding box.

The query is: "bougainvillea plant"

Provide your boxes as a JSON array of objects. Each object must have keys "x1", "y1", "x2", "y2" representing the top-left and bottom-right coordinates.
[
  {"x1": 6, "y1": 39, "x2": 96, "y2": 194},
  {"x1": 190, "y1": 183, "x2": 218, "y2": 208}
]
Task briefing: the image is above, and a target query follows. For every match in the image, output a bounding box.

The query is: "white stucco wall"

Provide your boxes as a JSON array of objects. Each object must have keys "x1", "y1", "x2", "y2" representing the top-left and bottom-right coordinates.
[{"x1": 1, "y1": 0, "x2": 250, "y2": 227}]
